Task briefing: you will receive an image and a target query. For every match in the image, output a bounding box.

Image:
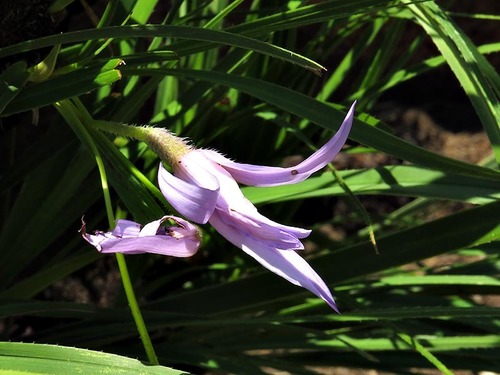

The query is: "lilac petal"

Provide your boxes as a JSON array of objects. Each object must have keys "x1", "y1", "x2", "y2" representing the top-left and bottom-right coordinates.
[
  {"x1": 80, "y1": 217, "x2": 200, "y2": 257},
  {"x1": 187, "y1": 151, "x2": 311, "y2": 246},
  {"x1": 111, "y1": 220, "x2": 141, "y2": 237},
  {"x1": 168, "y1": 219, "x2": 200, "y2": 241},
  {"x1": 226, "y1": 208, "x2": 310, "y2": 250},
  {"x1": 99, "y1": 235, "x2": 199, "y2": 256},
  {"x1": 210, "y1": 211, "x2": 338, "y2": 312},
  {"x1": 211, "y1": 176, "x2": 311, "y2": 242},
  {"x1": 138, "y1": 215, "x2": 196, "y2": 237},
  {"x1": 81, "y1": 229, "x2": 113, "y2": 250},
  {"x1": 139, "y1": 217, "x2": 166, "y2": 236},
  {"x1": 168, "y1": 148, "x2": 308, "y2": 249},
  {"x1": 175, "y1": 150, "x2": 226, "y2": 189},
  {"x1": 202, "y1": 101, "x2": 355, "y2": 187},
  {"x1": 158, "y1": 163, "x2": 219, "y2": 224}
]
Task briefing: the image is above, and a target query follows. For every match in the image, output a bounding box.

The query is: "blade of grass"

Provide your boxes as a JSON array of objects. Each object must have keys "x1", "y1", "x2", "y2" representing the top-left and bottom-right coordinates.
[
  {"x1": 406, "y1": 0, "x2": 500, "y2": 164},
  {"x1": 0, "y1": 61, "x2": 29, "y2": 114},
  {"x1": 2, "y1": 59, "x2": 123, "y2": 116},
  {"x1": 242, "y1": 165, "x2": 500, "y2": 205},
  {"x1": 0, "y1": 147, "x2": 100, "y2": 286},
  {"x1": 0, "y1": 25, "x2": 326, "y2": 76},
  {"x1": 0, "y1": 342, "x2": 185, "y2": 375},
  {"x1": 120, "y1": 67, "x2": 500, "y2": 180}
]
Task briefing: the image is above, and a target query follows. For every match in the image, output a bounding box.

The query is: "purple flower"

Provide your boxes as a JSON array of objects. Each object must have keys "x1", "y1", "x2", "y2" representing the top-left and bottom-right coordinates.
[
  {"x1": 81, "y1": 216, "x2": 200, "y2": 256},
  {"x1": 158, "y1": 102, "x2": 355, "y2": 311}
]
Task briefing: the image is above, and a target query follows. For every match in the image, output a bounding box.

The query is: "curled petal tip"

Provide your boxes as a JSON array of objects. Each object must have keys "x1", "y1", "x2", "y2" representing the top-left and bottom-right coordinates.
[{"x1": 200, "y1": 102, "x2": 355, "y2": 187}]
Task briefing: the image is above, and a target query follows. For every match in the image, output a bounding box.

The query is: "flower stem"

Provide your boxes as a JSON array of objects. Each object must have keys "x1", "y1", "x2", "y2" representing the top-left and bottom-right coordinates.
[
  {"x1": 92, "y1": 119, "x2": 191, "y2": 166},
  {"x1": 93, "y1": 119, "x2": 150, "y2": 141},
  {"x1": 114, "y1": 253, "x2": 159, "y2": 365},
  {"x1": 55, "y1": 99, "x2": 159, "y2": 365}
]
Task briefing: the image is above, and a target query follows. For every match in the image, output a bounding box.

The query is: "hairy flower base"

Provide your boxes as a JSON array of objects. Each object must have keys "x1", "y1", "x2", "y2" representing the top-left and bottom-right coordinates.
[
  {"x1": 158, "y1": 102, "x2": 356, "y2": 311},
  {"x1": 81, "y1": 216, "x2": 200, "y2": 256}
]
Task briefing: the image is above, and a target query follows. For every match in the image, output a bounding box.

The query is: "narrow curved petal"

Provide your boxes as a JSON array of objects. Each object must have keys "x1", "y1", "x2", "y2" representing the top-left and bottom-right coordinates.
[
  {"x1": 97, "y1": 235, "x2": 199, "y2": 256},
  {"x1": 81, "y1": 217, "x2": 200, "y2": 257},
  {"x1": 226, "y1": 208, "x2": 310, "y2": 250},
  {"x1": 202, "y1": 101, "x2": 355, "y2": 187},
  {"x1": 210, "y1": 211, "x2": 338, "y2": 312},
  {"x1": 158, "y1": 163, "x2": 219, "y2": 224}
]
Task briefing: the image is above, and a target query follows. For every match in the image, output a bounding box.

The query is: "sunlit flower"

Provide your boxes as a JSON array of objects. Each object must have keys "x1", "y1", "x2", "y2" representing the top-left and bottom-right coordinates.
[
  {"x1": 158, "y1": 102, "x2": 355, "y2": 311},
  {"x1": 81, "y1": 215, "x2": 200, "y2": 256}
]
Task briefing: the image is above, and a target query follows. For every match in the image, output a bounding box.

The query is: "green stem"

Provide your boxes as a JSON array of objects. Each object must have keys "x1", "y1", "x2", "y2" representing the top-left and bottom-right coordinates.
[
  {"x1": 55, "y1": 99, "x2": 159, "y2": 365},
  {"x1": 92, "y1": 119, "x2": 190, "y2": 166},
  {"x1": 114, "y1": 253, "x2": 159, "y2": 365},
  {"x1": 55, "y1": 100, "x2": 115, "y2": 222},
  {"x1": 93, "y1": 119, "x2": 150, "y2": 141}
]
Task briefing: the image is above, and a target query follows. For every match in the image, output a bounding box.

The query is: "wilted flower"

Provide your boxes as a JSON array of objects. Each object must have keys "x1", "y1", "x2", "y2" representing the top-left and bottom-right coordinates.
[
  {"x1": 81, "y1": 215, "x2": 200, "y2": 257},
  {"x1": 158, "y1": 102, "x2": 356, "y2": 311}
]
